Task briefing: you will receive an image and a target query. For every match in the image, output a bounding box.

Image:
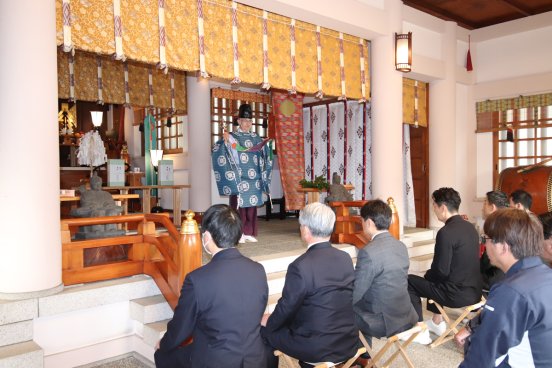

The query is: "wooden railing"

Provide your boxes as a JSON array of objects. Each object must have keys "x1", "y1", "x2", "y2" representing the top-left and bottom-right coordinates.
[
  {"x1": 60, "y1": 211, "x2": 201, "y2": 309},
  {"x1": 329, "y1": 197, "x2": 400, "y2": 248}
]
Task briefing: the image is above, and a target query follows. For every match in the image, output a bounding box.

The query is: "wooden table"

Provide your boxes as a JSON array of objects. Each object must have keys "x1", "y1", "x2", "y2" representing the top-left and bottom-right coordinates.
[
  {"x1": 297, "y1": 184, "x2": 354, "y2": 204},
  {"x1": 107, "y1": 185, "x2": 191, "y2": 227}
]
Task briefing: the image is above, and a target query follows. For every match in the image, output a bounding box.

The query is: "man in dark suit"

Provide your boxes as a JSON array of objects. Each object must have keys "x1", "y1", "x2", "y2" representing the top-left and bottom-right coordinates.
[
  {"x1": 354, "y1": 200, "x2": 418, "y2": 345},
  {"x1": 261, "y1": 202, "x2": 358, "y2": 368},
  {"x1": 155, "y1": 204, "x2": 269, "y2": 368},
  {"x1": 407, "y1": 187, "x2": 482, "y2": 344}
]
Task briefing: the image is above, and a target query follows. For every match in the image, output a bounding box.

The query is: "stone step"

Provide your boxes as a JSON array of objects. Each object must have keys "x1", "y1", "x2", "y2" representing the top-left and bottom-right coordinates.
[
  {"x1": 407, "y1": 239, "x2": 435, "y2": 258},
  {"x1": 402, "y1": 228, "x2": 435, "y2": 246},
  {"x1": 0, "y1": 320, "x2": 33, "y2": 346},
  {"x1": 38, "y1": 275, "x2": 161, "y2": 317},
  {"x1": 142, "y1": 320, "x2": 169, "y2": 347},
  {"x1": 0, "y1": 341, "x2": 43, "y2": 368},
  {"x1": 409, "y1": 254, "x2": 434, "y2": 273},
  {"x1": 0, "y1": 299, "x2": 38, "y2": 327},
  {"x1": 130, "y1": 295, "x2": 173, "y2": 324}
]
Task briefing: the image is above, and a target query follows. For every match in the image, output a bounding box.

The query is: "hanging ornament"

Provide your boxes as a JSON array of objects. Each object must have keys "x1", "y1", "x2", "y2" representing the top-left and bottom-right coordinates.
[
  {"x1": 506, "y1": 124, "x2": 514, "y2": 143},
  {"x1": 466, "y1": 35, "x2": 473, "y2": 72}
]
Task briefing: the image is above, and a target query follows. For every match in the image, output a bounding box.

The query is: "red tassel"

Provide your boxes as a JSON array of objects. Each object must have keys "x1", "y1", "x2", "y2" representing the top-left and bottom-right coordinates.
[{"x1": 466, "y1": 35, "x2": 473, "y2": 71}]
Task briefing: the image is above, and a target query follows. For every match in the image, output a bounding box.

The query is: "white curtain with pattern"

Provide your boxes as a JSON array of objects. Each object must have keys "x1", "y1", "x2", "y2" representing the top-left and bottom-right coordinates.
[{"x1": 403, "y1": 124, "x2": 416, "y2": 227}]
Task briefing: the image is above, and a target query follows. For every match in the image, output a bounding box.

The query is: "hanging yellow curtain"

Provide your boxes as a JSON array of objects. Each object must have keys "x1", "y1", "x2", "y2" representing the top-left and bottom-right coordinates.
[
  {"x1": 295, "y1": 21, "x2": 318, "y2": 94},
  {"x1": 102, "y1": 58, "x2": 125, "y2": 104},
  {"x1": 58, "y1": 50, "x2": 70, "y2": 99},
  {"x1": 237, "y1": 4, "x2": 264, "y2": 85},
  {"x1": 403, "y1": 78, "x2": 428, "y2": 127},
  {"x1": 74, "y1": 53, "x2": 99, "y2": 102},
  {"x1": 56, "y1": 0, "x2": 371, "y2": 100}
]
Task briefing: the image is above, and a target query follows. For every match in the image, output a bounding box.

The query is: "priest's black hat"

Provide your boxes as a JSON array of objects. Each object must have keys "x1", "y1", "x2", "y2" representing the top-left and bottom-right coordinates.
[{"x1": 238, "y1": 103, "x2": 253, "y2": 119}]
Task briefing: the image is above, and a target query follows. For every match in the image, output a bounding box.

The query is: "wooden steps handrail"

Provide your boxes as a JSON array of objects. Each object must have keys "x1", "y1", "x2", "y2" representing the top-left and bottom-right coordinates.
[{"x1": 60, "y1": 212, "x2": 201, "y2": 311}]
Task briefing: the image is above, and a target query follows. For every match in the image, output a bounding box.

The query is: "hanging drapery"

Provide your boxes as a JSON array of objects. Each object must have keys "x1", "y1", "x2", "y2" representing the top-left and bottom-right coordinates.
[
  {"x1": 272, "y1": 91, "x2": 305, "y2": 210},
  {"x1": 57, "y1": 49, "x2": 187, "y2": 112},
  {"x1": 403, "y1": 124, "x2": 416, "y2": 227},
  {"x1": 403, "y1": 78, "x2": 428, "y2": 127},
  {"x1": 475, "y1": 93, "x2": 552, "y2": 132},
  {"x1": 55, "y1": 0, "x2": 370, "y2": 100},
  {"x1": 303, "y1": 101, "x2": 372, "y2": 201}
]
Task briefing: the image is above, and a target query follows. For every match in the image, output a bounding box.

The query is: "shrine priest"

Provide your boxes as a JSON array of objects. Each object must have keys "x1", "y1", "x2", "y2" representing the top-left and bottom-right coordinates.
[{"x1": 211, "y1": 103, "x2": 273, "y2": 243}]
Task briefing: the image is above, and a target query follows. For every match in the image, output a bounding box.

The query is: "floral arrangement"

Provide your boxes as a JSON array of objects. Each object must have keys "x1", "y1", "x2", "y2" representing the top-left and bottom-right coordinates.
[{"x1": 299, "y1": 176, "x2": 329, "y2": 190}]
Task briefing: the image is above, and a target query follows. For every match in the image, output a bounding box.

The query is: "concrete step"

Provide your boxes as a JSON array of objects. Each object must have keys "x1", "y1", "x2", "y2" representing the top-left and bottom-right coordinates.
[
  {"x1": 0, "y1": 341, "x2": 43, "y2": 368},
  {"x1": 407, "y1": 239, "x2": 435, "y2": 258},
  {"x1": 0, "y1": 320, "x2": 33, "y2": 346},
  {"x1": 409, "y1": 254, "x2": 434, "y2": 273},
  {"x1": 142, "y1": 320, "x2": 169, "y2": 347},
  {"x1": 402, "y1": 228, "x2": 435, "y2": 246},
  {"x1": 130, "y1": 295, "x2": 173, "y2": 324},
  {"x1": 0, "y1": 299, "x2": 37, "y2": 326}
]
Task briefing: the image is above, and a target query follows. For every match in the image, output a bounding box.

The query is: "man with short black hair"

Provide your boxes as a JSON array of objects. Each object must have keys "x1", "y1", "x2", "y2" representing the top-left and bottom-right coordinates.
[
  {"x1": 407, "y1": 187, "x2": 482, "y2": 344},
  {"x1": 354, "y1": 199, "x2": 418, "y2": 346},
  {"x1": 155, "y1": 204, "x2": 270, "y2": 368},
  {"x1": 459, "y1": 208, "x2": 552, "y2": 367},
  {"x1": 509, "y1": 189, "x2": 532, "y2": 211}
]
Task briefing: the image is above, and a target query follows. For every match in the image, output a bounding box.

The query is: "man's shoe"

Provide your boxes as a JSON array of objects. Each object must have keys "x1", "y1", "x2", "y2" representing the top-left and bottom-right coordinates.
[
  {"x1": 239, "y1": 235, "x2": 246, "y2": 244},
  {"x1": 426, "y1": 319, "x2": 447, "y2": 336},
  {"x1": 244, "y1": 235, "x2": 258, "y2": 242},
  {"x1": 400, "y1": 328, "x2": 432, "y2": 345}
]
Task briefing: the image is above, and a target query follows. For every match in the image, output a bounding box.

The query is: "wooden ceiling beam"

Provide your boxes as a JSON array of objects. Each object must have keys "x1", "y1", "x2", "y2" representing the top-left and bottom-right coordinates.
[
  {"x1": 403, "y1": 0, "x2": 477, "y2": 30},
  {"x1": 499, "y1": 0, "x2": 534, "y2": 16}
]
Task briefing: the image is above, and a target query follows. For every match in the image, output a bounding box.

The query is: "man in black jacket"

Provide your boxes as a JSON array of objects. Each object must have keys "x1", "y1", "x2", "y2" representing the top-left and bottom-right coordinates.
[
  {"x1": 155, "y1": 204, "x2": 269, "y2": 368},
  {"x1": 261, "y1": 202, "x2": 358, "y2": 367},
  {"x1": 407, "y1": 187, "x2": 482, "y2": 344}
]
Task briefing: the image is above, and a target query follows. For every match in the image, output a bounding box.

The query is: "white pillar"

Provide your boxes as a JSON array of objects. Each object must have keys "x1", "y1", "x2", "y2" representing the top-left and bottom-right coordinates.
[
  {"x1": 371, "y1": 0, "x2": 405, "y2": 226},
  {"x1": 0, "y1": 0, "x2": 62, "y2": 295},
  {"x1": 186, "y1": 76, "x2": 212, "y2": 213},
  {"x1": 429, "y1": 21, "x2": 457, "y2": 227}
]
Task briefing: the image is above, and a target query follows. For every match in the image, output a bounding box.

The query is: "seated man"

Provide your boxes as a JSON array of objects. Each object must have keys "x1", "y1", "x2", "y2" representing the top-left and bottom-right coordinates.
[
  {"x1": 458, "y1": 209, "x2": 552, "y2": 367},
  {"x1": 508, "y1": 189, "x2": 532, "y2": 211},
  {"x1": 155, "y1": 204, "x2": 270, "y2": 368},
  {"x1": 480, "y1": 190, "x2": 509, "y2": 290},
  {"x1": 262, "y1": 202, "x2": 358, "y2": 367},
  {"x1": 538, "y1": 212, "x2": 552, "y2": 266},
  {"x1": 407, "y1": 187, "x2": 482, "y2": 344},
  {"x1": 354, "y1": 200, "x2": 418, "y2": 348}
]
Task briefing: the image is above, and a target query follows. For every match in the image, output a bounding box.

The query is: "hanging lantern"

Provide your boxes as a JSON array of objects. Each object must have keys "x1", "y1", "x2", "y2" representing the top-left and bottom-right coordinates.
[{"x1": 395, "y1": 32, "x2": 412, "y2": 72}]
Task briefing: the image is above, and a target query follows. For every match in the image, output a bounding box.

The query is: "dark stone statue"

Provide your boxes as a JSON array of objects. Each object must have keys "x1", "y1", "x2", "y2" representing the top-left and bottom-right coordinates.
[
  {"x1": 70, "y1": 173, "x2": 125, "y2": 240},
  {"x1": 326, "y1": 172, "x2": 357, "y2": 215}
]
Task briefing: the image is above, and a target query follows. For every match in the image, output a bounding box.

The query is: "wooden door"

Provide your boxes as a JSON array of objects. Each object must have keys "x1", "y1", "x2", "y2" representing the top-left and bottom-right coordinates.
[{"x1": 409, "y1": 125, "x2": 429, "y2": 228}]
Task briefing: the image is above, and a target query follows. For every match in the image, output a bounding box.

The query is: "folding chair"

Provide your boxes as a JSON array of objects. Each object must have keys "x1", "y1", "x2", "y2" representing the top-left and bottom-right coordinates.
[
  {"x1": 274, "y1": 347, "x2": 366, "y2": 368},
  {"x1": 428, "y1": 297, "x2": 486, "y2": 348},
  {"x1": 359, "y1": 322, "x2": 427, "y2": 368}
]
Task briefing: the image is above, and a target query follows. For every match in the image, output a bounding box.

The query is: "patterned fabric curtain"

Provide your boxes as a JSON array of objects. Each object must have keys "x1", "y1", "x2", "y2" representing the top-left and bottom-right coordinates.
[
  {"x1": 476, "y1": 92, "x2": 552, "y2": 132},
  {"x1": 403, "y1": 124, "x2": 416, "y2": 227},
  {"x1": 57, "y1": 49, "x2": 187, "y2": 112},
  {"x1": 303, "y1": 101, "x2": 372, "y2": 201},
  {"x1": 272, "y1": 92, "x2": 305, "y2": 210},
  {"x1": 55, "y1": 0, "x2": 370, "y2": 100},
  {"x1": 403, "y1": 78, "x2": 428, "y2": 127}
]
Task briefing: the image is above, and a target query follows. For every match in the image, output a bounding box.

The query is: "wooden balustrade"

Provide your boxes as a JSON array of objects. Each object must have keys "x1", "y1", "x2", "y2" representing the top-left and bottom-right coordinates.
[
  {"x1": 329, "y1": 197, "x2": 400, "y2": 248},
  {"x1": 60, "y1": 212, "x2": 201, "y2": 309}
]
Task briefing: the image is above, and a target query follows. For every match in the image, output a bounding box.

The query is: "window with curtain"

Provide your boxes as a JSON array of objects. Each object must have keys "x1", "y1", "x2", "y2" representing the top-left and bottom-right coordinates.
[
  {"x1": 210, "y1": 88, "x2": 271, "y2": 147},
  {"x1": 156, "y1": 115, "x2": 185, "y2": 154},
  {"x1": 476, "y1": 93, "x2": 552, "y2": 182},
  {"x1": 494, "y1": 106, "x2": 552, "y2": 178}
]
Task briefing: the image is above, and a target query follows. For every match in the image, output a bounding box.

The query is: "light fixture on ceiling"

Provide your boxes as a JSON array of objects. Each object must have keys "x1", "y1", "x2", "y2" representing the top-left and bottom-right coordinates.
[
  {"x1": 395, "y1": 32, "x2": 412, "y2": 72},
  {"x1": 90, "y1": 111, "x2": 104, "y2": 130}
]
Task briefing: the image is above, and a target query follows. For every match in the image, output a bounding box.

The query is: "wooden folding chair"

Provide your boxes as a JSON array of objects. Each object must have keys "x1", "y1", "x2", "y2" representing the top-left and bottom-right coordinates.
[
  {"x1": 359, "y1": 323, "x2": 427, "y2": 368},
  {"x1": 428, "y1": 297, "x2": 486, "y2": 348},
  {"x1": 274, "y1": 347, "x2": 366, "y2": 368}
]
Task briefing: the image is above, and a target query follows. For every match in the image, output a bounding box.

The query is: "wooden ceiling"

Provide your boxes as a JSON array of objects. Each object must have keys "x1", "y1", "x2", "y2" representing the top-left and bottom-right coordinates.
[{"x1": 403, "y1": 0, "x2": 552, "y2": 29}]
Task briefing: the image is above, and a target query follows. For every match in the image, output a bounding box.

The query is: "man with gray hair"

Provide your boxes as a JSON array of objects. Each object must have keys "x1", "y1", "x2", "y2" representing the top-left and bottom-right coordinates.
[{"x1": 261, "y1": 202, "x2": 358, "y2": 367}]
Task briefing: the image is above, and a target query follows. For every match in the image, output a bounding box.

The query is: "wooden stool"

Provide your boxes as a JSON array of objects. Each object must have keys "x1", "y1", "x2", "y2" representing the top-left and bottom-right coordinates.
[
  {"x1": 428, "y1": 297, "x2": 486, "y2": 348},
  {"x1": 359, "y1": 323, "x2": 427, "y2": 368},
  {"x1": 274, "y1": 347, "x2": 366, "y2": 368}
]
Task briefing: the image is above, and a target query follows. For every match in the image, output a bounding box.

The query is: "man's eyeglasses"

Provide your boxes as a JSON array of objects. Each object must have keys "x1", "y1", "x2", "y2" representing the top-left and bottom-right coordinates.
[{"x1": 480, "y1": 235, "x2": 493, "y2": 244}]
